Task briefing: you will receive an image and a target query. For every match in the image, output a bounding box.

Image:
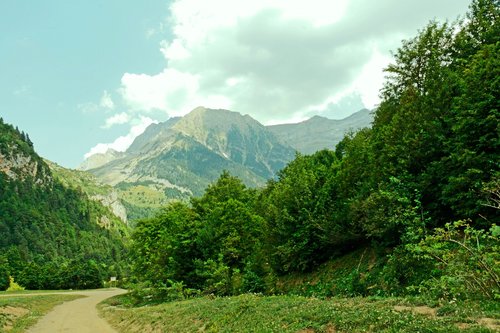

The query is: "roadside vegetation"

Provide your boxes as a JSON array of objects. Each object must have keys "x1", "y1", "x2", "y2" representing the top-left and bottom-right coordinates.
[{"x1": 100, "y1": 293, "x2": 499, "y2": 333}]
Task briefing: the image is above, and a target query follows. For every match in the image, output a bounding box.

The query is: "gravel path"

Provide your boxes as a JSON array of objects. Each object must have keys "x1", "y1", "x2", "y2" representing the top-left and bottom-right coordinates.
[{"x1": 26, "y1": 288, "x2": 127, "y2": 333}]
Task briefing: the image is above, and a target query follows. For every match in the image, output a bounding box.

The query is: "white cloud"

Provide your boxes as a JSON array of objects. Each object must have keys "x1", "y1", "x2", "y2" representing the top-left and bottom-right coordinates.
[
  {"x1": 100, "y1": 90, "x2": 115, "y2": 110},
  {"x1": 352, "y1": 48, "x2": 393, "y2": 110},
  {"x1": 102, "y1": 112, "x2": 130, "y2": 129},
  {"x1": 13, "y1": 85, "x2": 30, "y2": 96},
  {"x1": 84, "y1": 116, "x2": 158, "y2": 159},
  {"x1": 79, "y1": 90, "x2": 116, "y2": 114},
  {"x1": 118, "y1": 0, "x2": 470, "y2": 123}
]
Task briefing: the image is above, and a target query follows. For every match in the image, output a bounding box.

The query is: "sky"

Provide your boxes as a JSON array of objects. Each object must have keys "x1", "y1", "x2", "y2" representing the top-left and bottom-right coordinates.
[{"x1": 0, "y1": 0, "x2": 471, "y2": 168}]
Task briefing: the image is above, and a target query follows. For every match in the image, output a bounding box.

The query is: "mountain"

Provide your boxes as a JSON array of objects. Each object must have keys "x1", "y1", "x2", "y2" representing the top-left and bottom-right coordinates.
[
  {"x1": 79, "y1": 149, "x2": 125, "y2": 171},
  {"x1": 0, "y1": 117, "x2": 128, "y2": 289},
  {"x1": 267, "y1": 108, "x2": 373, "y2": 154},
  {"x1": 82, "y1": 108, "x2": 296, "y2": 216}
]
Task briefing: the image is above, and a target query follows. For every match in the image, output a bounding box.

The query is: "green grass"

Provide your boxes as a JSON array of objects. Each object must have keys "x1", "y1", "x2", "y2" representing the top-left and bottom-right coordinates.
[
  {"x1": 118, "y1": 185, "x2": 170, "y2": 208},
  {"x1": 99, "y1": 294, "x2": 500, "y2": 332},
  {"x1": 275, "y1": 246, "x2": 384, "y2": 297},
  {"x1": 0, "y1": 293, "x2": 82, "y2": 332}
]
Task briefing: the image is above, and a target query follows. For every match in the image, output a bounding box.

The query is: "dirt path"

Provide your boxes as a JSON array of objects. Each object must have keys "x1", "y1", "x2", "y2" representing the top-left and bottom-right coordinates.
[{"x1": 26, "y1": 288, "x2": 127, "y2": 333}]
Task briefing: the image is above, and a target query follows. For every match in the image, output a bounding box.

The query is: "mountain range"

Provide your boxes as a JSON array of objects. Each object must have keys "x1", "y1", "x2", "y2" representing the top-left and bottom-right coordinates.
[
  {"x1": 79, "y1": 107, "x2": 372, "y2": 218},
  {"x1": 267, "y1": 108, "x2": 373, "y2": 154}
]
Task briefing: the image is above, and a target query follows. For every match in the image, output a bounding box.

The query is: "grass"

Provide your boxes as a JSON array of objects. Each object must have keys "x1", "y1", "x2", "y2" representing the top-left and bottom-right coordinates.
[
  {"x1": 118, "y1": 185, "x2": 170, "y2": 208},
  {"x1": 0, "y1": 293, "x2": 82, "y2": 332},
  {"x1": 99, "y1": 293, "x2": 500, "y2": 333},
  {"x1": 274, "y1": 246, "x2": 384, "y2": 297}
]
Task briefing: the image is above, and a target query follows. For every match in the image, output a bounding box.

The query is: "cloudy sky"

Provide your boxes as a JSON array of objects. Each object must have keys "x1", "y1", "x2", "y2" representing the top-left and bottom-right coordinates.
[{"x1": 1, "y1": 0, "x2": 471, "y2": 168}]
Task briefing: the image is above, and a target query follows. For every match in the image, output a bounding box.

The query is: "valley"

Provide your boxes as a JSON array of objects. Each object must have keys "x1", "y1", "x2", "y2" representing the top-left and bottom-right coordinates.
[{"x1": 0, "y1": 1, "x2": 498, "y2": 332}]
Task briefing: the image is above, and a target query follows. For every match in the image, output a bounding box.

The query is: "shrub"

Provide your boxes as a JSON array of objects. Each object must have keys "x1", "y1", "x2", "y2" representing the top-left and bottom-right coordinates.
[
  {"x1": 6, "y1": 276, "x2": 25, "y2": 291},
  {"x1": 410, "y1": 221, "x2": 500, "y2": 300}
]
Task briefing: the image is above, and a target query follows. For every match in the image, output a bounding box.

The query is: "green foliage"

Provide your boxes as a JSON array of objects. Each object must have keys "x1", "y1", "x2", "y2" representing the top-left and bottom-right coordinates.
[
  {"x1": 0, "y1": 262, "x2": 9, "y2": 291},
  {"x1": 6, "y1": 276, "x2": 25, "y2": 291},
  {"x1": 130, "y1": 172, "x2": 267, "y2": 299},
  {"x1": 259, "y1": 150, "x2": 357, "y2": 274},
  {"x1": 409, "y1": 221, "x2": 499, "y2": 300},
  {"x1": 127, "y1": 280, "x2": 200, "y2": 306},
  {"x1": 131, "y1": 201, "x2": 198, "y2": 284},
  {"x1": 16, "y1": 259, "x2": 104, "y2": 290},
  {"x1": 101, "y1": 293, "x2": 500, "y2": 333}
]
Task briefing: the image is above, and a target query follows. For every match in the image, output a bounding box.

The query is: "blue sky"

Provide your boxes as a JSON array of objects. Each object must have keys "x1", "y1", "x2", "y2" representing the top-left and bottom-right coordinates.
[{"x1": 0, "y1": 0, "x2": 470, "y2": 168}]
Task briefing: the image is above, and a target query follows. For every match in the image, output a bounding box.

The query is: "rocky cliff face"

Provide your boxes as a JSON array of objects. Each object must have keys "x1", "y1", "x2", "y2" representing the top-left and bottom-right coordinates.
[
  {"x1": 0, "y1": 144, "x2": 51, "y2": 185},
  {"x1": 91, "y1": 191, "x2": 128, "y2": 224}
]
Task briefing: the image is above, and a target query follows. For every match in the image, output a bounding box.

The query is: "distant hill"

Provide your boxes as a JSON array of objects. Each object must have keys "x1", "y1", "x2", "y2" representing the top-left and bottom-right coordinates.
[
  {"x1": 267, "y1": 109, "x2": 373, "y2": 154},
  {"x1": 78, "y1": 148, "x2": 125, "y2": 171}
]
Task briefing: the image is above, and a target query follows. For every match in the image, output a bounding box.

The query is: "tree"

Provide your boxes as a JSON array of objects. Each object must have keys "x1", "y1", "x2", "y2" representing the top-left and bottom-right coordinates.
[
  {"x1": 131, "y1": 201, "x2": 198, "y2": 286},
  {"x1": 193, "y1": 172, "x2": 265, "y2": 292},
  {"x1": 442, "y1": 42, "x2": 500, "y2": 222},
  {"x1": 259, "y1": 151, "x2": 354, "y2": 273}
]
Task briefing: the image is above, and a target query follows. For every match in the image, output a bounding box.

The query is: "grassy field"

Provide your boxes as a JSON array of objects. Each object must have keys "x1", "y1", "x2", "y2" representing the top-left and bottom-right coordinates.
[
  {"x1": 0, "y1": 292, "x2": 82, "y2": 332},
  {"x1": 99, "y1": 294, "x2": 500, "y2": 333}
]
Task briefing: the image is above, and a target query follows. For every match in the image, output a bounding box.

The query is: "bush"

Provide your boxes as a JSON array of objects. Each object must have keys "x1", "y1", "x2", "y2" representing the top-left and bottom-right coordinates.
[
  {"x1": 128, "y1": 281, "x2": 200, "y2": 305},
  {"x1": 409, "y1": 221, "x2": 500, "y2": 300},
  {"x1": 6, "y1": 276, "x2": 24, "y2": 291}
]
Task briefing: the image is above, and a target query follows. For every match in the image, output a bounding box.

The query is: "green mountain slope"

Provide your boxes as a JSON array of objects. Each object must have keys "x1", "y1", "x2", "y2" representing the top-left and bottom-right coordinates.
[{"x1": 0, "y1": 118, "x2": 129, "y2": 290}]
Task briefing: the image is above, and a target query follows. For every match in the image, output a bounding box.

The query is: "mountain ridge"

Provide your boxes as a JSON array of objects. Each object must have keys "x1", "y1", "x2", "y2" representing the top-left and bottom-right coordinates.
[
  {"x1": 79, "y1": 107, "x2": 373, "y2": 220},
  {"x1": 267, "y1": 108, "x2": 373, "y2": 154}
]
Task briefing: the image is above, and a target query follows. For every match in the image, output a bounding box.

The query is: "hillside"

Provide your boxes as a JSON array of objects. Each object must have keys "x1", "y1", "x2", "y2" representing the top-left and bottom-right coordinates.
[
  {"x1": 46, "y1": 160, "x2": 128, "y2": 224},
  {"x1": 267, "y1": 108, "x2": 373, "y2": 154},
  {"x1": 0, "y1": 118, "x2": 129, "y2": 290}
]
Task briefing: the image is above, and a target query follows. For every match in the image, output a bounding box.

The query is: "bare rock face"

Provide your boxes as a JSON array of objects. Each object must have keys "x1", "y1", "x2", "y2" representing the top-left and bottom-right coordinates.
[
  {"x1": 91, "y1": 191, "x2": 128, "y2": 225},
  {"x1": 0, "y1": 146, "x2": 51, "y2": 185}
]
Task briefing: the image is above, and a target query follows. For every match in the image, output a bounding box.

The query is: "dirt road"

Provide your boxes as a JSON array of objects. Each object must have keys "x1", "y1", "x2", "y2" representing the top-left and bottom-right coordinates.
[{"x1": 26, "y1": 288, "x2": 127, "y2": 333}]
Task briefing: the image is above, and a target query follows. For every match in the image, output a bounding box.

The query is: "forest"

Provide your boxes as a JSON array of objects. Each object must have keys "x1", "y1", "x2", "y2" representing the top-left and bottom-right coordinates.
[{"x1": 128, "y1": 0, "x2": 499, "y2": 302}]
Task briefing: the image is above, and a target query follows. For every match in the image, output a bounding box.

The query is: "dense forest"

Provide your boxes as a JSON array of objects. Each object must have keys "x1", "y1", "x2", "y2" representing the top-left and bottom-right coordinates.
[
  {"x1": 0, "y1": 119, "x2": 129, "y2": 290},
  {"x1": 130, "y1": 0, "x2": 499, "y2": 302}
]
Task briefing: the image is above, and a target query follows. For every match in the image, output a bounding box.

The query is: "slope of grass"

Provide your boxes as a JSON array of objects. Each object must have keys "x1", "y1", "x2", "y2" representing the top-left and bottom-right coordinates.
[
  {"x1": 0, "y1": 294, "x2": 82, "y2": 332},
  {"x1": 274, "y1": 246, "x2": 386, "y2": 297},
  {"x1": 99, "y1": 293, "x2": 499, "y2": 332},
  {"x1": 46, "y1": 159, "x2": 113, "y2": 196}
]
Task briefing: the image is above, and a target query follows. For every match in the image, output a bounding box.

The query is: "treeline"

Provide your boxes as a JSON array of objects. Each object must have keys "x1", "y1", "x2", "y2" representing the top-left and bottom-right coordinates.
[
  {"x1": 130, "y1": 0, "x2": 499, "y2": 301},
  {"x1": 0, "y1": 118, "x2": 129, "y2": 290}
]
